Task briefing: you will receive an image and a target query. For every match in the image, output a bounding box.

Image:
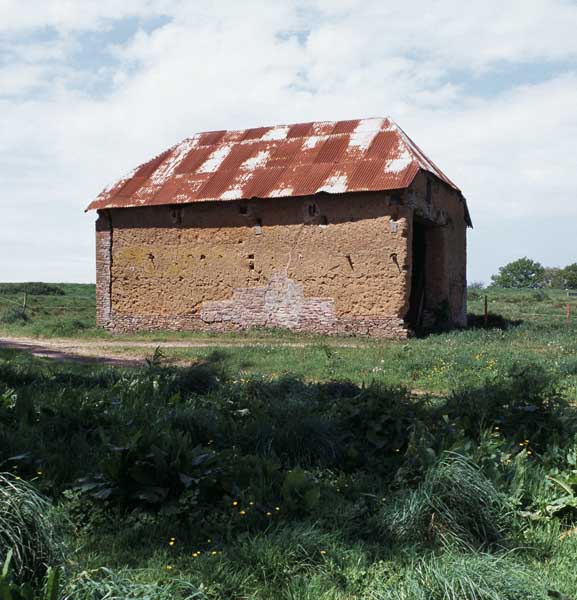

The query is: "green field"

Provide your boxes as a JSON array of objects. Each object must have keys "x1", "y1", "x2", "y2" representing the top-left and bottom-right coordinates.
[{"x1": 1, "y1": 284, "x2": 577, "y2": 598}]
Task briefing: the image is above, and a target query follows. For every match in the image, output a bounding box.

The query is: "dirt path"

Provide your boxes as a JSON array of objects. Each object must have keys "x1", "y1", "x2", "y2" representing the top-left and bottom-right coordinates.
[{"x1": 0, "y1": 335, "x2": 364, "y2": 366}]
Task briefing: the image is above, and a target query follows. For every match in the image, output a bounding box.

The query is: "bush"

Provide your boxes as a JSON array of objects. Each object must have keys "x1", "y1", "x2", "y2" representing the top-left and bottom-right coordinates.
[
  {"x1": 74, "y1": 432, "x2": 222, "y2": 515},
  {"x1": 0, "y1": 308, "x2": 30, "y2": 325},
  {"x1": 445, "y1": 364, "x2": 574, "y2": 452},
  {"x1": 0, "y1": 474, "x2": 62, "y2": 583}
]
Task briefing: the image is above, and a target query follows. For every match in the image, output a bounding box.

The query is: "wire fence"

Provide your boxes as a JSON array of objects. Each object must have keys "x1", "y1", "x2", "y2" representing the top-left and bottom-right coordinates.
[{"x1": 0, "y1": 294, "x2": 95, "y2": 311}]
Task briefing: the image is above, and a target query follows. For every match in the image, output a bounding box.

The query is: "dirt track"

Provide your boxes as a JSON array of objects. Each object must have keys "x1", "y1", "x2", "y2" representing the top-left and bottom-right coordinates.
[{"x1": 0, "y1": 335, "x2": 363, "y2": 366}]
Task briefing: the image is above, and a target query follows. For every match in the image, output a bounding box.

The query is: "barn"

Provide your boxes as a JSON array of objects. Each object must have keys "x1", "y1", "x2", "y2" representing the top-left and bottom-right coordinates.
[{"x1": 87, "y1": 117, "x2": 472, "y2": 338}]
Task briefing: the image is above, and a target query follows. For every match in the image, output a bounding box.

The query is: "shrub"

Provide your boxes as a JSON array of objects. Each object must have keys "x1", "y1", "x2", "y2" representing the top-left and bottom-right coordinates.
[
  {"x1": 337, "y1": 384, "x2": 437, "y2": 476},
  {"x1": 0, "y1": 474, "x2": 62, "y2": 583},
  {"x1": 0, "y1": 308, "x2": 30, "y2": 325},
  {"x1": 74, "y1": 432, "x2": 222, "y2": 515},
  {"x1": 445, "y1": 364, "x2": 574, "y2": 452}
]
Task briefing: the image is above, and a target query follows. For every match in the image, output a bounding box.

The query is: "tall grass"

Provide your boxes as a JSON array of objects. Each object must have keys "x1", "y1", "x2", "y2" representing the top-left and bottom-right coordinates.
[
  {"x1": 380, "y1": 453, "x2": 511, "y2": 549},
  {"x1": 377, "y1": 551, "x2": 547, "y2": 600},
  {"x1": 0, "y1": 474, "x2": 62, "y2": 582}
]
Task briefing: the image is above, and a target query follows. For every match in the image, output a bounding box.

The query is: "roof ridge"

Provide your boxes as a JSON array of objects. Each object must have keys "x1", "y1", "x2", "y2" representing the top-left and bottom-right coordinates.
[{"x1": 179, "y1": 116, "x2": 391, "y2": 138}]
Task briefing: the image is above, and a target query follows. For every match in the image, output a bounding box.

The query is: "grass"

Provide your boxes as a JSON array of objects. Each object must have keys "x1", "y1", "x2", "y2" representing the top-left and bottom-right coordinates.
[
  {"x1": 1, "y1": 285, "x2": 577, "y2": 597},
  {"x1": 0, "y1": 474, "x2": 62, "y2": 583}
]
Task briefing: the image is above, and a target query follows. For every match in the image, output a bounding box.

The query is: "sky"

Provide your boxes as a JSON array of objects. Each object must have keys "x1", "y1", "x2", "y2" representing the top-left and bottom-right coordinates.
[{"x1": 1, "y1": 0, "x2": 576, "y2": 284}]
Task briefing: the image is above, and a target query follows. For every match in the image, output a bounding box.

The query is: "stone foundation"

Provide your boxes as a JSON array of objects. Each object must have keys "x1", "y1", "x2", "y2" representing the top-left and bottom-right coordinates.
[{"x1": 105, "y1": 312, "x2": 409, "y2": 338}]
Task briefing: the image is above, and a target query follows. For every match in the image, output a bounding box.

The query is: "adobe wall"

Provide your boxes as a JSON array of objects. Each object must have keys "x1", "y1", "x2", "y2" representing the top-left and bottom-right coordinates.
[
  {"x1": 407, "y1": 171, "x2": 468, "y2": 326},
  {"x1": 96, "y1": 192, "x2": 413, "y2": 337},
  {"x1": 94, "y1": 182, "x2": 468, "y2": 337}
]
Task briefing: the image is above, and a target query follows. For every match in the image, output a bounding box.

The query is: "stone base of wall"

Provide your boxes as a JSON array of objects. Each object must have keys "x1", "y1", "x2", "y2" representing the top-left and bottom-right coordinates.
[{"x1": 105, "y1": 312, "x2": 410, "y2": 339}]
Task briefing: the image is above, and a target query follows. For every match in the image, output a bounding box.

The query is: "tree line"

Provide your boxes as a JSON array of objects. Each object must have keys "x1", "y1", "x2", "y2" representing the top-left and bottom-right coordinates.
[{"x1": 489, "y1": 257, "x2": 577, "y2": 289}]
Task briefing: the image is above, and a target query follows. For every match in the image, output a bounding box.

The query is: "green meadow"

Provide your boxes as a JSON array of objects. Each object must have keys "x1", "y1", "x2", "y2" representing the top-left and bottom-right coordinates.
[{"x1": 0, "y1": 284, "x2": 577, "y2": 598}]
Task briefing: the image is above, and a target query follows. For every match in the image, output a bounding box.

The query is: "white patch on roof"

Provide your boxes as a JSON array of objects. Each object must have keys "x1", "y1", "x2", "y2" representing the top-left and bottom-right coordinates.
[
  {"x1": 198, "y1": 145, "x2": 232, "y2": 173},
  {"x1": 241, "y1": 150, "x2": 270, "y2": 171},
  {"x1": 151, "y1": 138, "x2": 198, "y2": 185},
  {"x1": 269, "y1": 186, "x2": 293, "y2": 197},
  {"x1": 220, "y1": 187, "x2": 243, "y2": 200},
  {"x1": 384, "y1": 147, "x2": 413, "y2": 173},
  {"x1": 262, "y1": 126, "x2": 289, "y2": 141},
  {"x1": 319, "y1": 173, "x2": 348, "y2": 194},
  {"x1": 220, "y1": 172, "x2": 255, "y2": 200},
  {"x1": 348, "y1": 118, "x2": 386, "y2": 151},
  {"x1": 303, "y1": 135, "x2": 325, "y2": 149}
]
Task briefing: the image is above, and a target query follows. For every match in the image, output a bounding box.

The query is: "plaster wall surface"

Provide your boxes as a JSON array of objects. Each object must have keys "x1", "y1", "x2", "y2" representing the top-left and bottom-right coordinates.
[
  {"x1": 99, "y1": 192, "x2": 412, "y2": 337},
  {"x1": 95, "y1": 180, "x2": 468, "y2": 337}
]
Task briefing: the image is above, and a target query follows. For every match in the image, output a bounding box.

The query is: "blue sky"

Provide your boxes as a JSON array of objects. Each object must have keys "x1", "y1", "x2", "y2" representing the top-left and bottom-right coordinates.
[{"x1": 1, "y1": 0, "x2": 576, "y2": 284}]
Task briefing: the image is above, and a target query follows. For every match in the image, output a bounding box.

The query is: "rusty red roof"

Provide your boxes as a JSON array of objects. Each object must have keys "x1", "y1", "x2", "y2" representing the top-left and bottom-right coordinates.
[{"x1": 86, "y1": 117, "x2": 461, "y2": 212}]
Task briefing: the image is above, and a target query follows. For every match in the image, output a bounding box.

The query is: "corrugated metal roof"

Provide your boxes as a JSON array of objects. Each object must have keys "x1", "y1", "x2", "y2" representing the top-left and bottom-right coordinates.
[{"x1": 86, "y1": 117, "x2": 461, "y2": 212}]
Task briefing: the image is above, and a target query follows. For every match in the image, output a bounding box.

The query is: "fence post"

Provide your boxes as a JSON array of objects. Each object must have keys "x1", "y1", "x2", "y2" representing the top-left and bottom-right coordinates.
[
  {"x1": 567, "y1": 303, "x2": 571, "y2": 325},
  {"x1": 484, "y1": 295, "x2": 488, "y2": 327},
  {"x1": 22, "y1": 293, "x2": 27, "y2": 311}
]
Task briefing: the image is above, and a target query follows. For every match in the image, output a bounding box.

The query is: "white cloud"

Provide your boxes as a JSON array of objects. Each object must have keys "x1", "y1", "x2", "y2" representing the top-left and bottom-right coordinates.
[{"x1": 1, "y1": 0, "x2": 576, "y2": 283}]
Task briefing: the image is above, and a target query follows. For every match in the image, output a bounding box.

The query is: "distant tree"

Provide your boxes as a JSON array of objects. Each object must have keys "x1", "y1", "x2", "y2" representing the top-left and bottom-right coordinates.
[
  {"x1": 562, "y1": 263, "x2": 577, "y2": 289},
  {"x1": 490, "y1": 257, "x2": 545, "y2": 288},
  {"x1": 542, "y1": 267, "x2": 566, "y2": 289}
]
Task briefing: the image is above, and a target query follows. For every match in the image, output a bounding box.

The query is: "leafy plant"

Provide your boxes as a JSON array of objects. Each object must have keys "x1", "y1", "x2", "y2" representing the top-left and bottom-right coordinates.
[
  {"x1": 75, "y1": 432, "x2": 221, "y2": 514},
  {"x1": 281, "y1": 469, "x2": 321, "y2": 513}
]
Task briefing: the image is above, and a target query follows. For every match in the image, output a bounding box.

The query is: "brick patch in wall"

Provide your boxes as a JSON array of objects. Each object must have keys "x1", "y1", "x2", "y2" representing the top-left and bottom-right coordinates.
[{"x1": 200, "y1": 271, "x2": 336, "y2": 330}]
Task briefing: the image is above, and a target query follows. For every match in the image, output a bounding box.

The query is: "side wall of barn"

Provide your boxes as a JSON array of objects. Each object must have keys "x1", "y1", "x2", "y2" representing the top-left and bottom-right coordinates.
[
  {"x1": 96, "y1": 192, "x2": 412, "y2": 337},
  {"x1": 94, "y1": 182, "x2": 468, "y2": 337}
]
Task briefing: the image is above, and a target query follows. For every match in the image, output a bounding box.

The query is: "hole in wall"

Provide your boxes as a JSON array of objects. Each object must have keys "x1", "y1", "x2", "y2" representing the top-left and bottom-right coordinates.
[
  {"x1": 248, "y1": 254, "x2": 254, "y2": 259},
  {"x1": 308, "y1": 202, "x2": 320, "y2": 217},
  {"x1": 200, "y1": 254, "x2": 206, "y2": 260},
  {"x1": 239, "y1": 204, "x2": 249, "y2": 215},
  {"x1": 169, "y1": 206, "x2": 183, "y2": 225}
]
